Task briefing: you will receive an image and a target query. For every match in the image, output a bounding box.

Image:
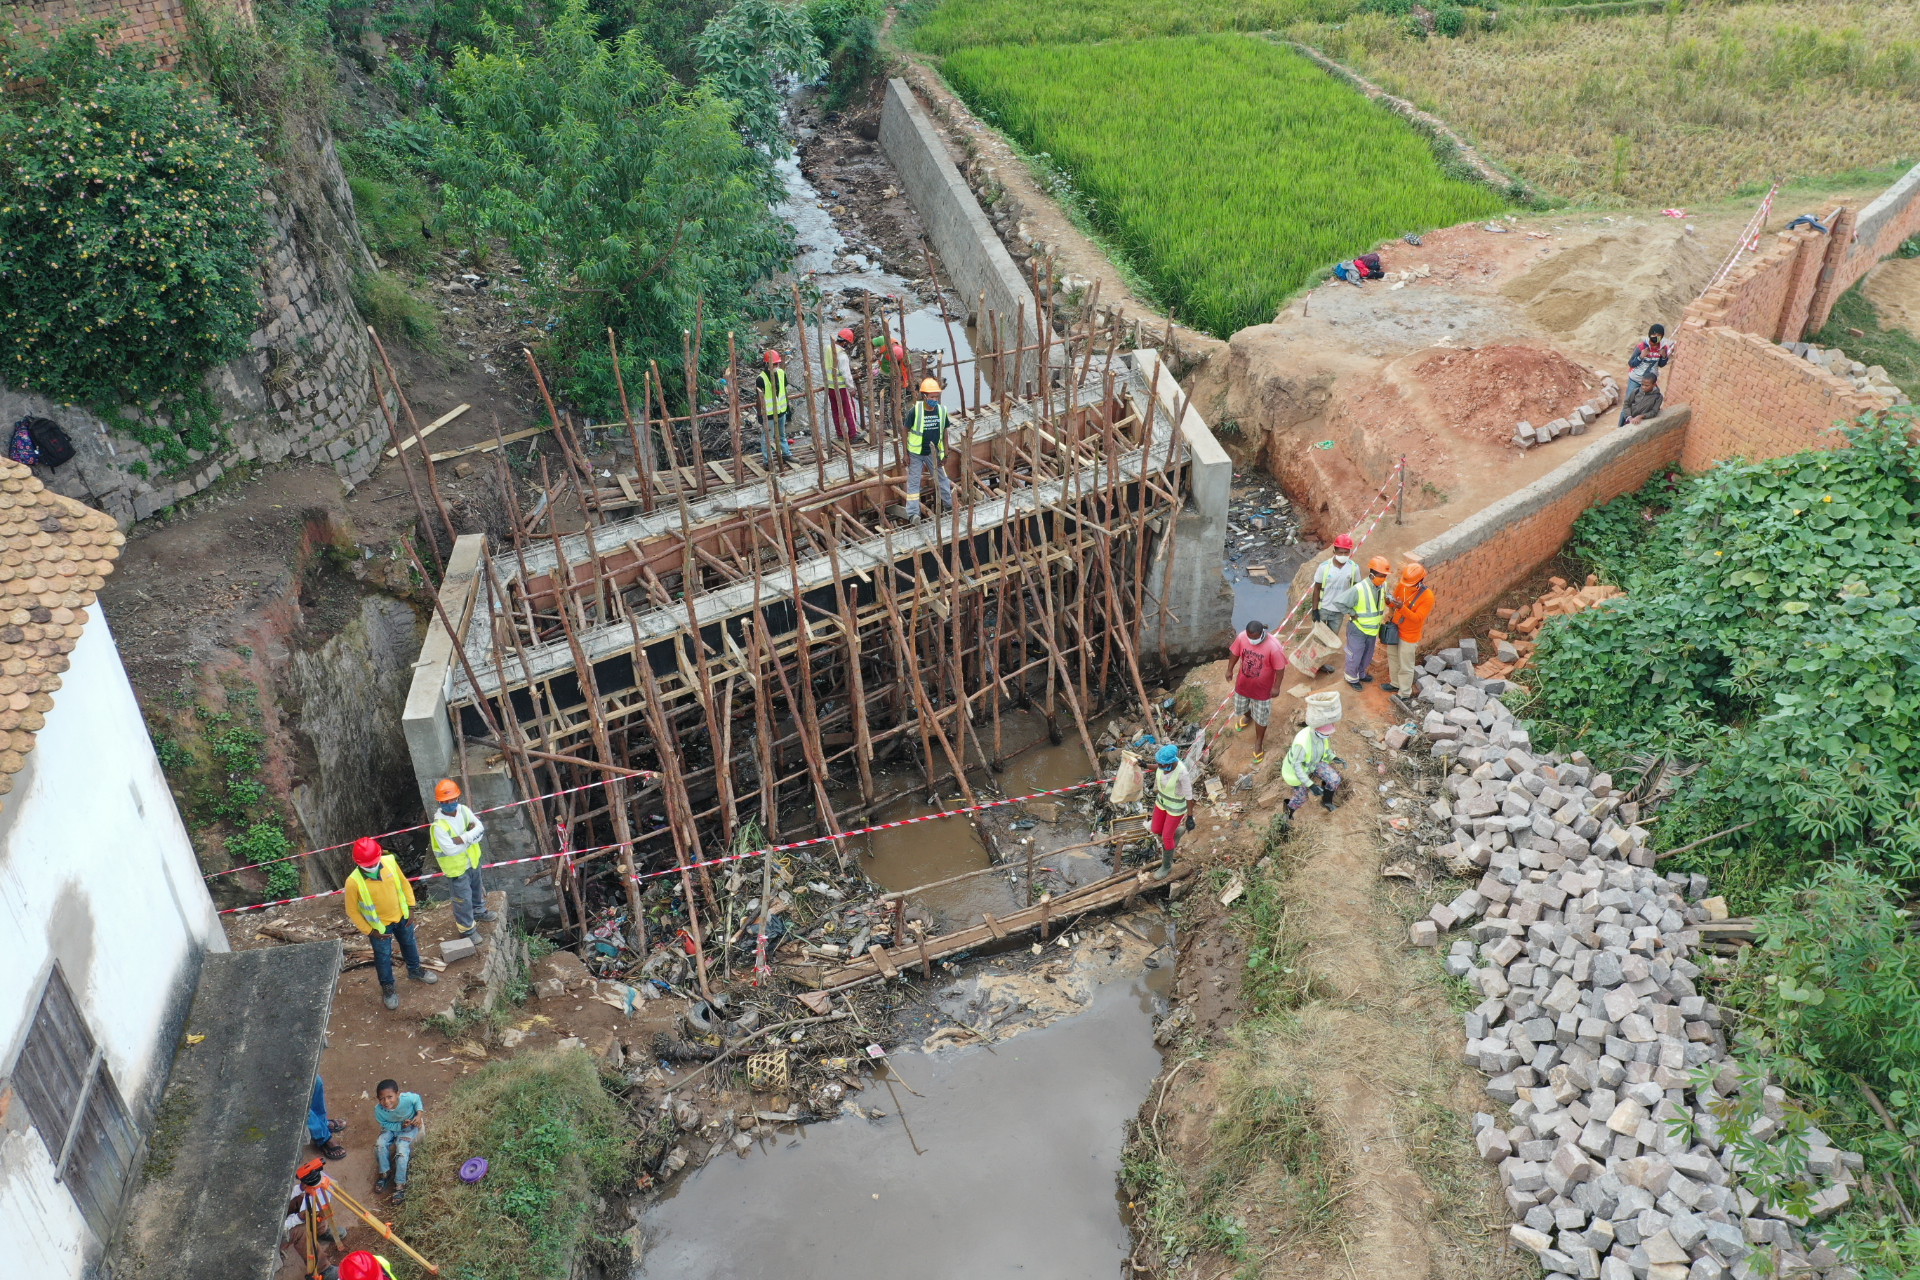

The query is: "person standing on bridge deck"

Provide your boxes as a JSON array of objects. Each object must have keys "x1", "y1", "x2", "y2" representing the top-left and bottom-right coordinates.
[
  {"x1": 756, "y1": 350, "x2": 794, "y2": 463},
  {"x1": 823, "y1": 328, "x2": 863, "y2": 441},
  {"x1": 1344, "y1": 556, "x2": 1389, "y2": 690},
  {"x1": 1147, "y1": 731, "x2": 1206, "y2": 881},
  {"x1": 903, "y1": 378, "x2": 954, "y2": 523},
  {"x1": 430, "y1": 778, "x2": 496, "y2": 941},
  {"x1": 1310, "y1": 534, "x2": 1359, "y2": 674}
]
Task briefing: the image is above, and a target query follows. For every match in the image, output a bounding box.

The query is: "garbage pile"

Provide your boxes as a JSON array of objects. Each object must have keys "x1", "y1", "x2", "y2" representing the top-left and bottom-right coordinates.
[{"x1": 1403, "y1": 644, "x2": 1861, "y2": 1280}]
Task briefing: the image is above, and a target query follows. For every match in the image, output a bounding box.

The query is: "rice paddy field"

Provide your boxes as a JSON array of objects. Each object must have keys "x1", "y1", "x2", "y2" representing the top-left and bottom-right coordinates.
[
  {"x1": 940, "y1": 35, "x2": 1506, "y2": 337},
  {"x1": 1301, "y1": 1, "x2": 1920, "y2": 204},
  {"x1": 904, "y1": 0, "x2": 1349, "y2": 57}
]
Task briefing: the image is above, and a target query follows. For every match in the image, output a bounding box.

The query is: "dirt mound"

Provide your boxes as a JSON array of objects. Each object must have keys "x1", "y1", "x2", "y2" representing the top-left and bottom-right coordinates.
[
  {"x1": 1865, "y1": 256, "x2": 1920, "y2": 340},
  {"x1": 1500, "y1": 221, "x2": 1719, "y2": 358},
  {"x1": 1410, "y1": 344, "x2": 1602, "y2": 442}
]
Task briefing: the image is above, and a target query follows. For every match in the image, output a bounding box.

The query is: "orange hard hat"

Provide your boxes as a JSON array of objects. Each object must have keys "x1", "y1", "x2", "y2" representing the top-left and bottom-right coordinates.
[
  {"x1": 434, "y1": 778, "x2": 460, "y2": 802},
  {"x1": 352, "y1": 837, "x2": 382, "y2": 868},
  {"x1": 835, "y1": 328, "x2": 855, "y2": 344},
  {"x1": 338, "y1": 1253, "x2": 389, "y2": 1280},
  {"x1": 1368, "y1": 555, "x2": 1391, "y2": 576},
  {"x1": 762, "y1": 350, "x2": 782, "y2": 365},
  {"x1": 920, "y1": 378, "x2": 942, "y2": 395},
  {"x1": 1400, "y1": 562, "x2": 1426, "y2": 584},
  {"x1": 1332, "y1": 534, "x2": 1354, "y2": 551}
]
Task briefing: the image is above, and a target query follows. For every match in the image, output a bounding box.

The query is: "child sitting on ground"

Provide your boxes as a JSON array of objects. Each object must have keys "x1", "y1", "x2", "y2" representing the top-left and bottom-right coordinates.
[{"x1": 372, "y1": 1079, "x2": 425, "y2": 1204}]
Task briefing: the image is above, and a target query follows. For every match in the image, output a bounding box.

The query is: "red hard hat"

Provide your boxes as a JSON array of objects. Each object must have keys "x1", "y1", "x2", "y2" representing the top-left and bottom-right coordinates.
[
  {"x1": 1332, "y1": 534, "x2": 1355, "y2": 551},
  {"x1": 352, "y1": 837, "x2": 382, "y2": 869},
  {"x1": 762, "y1": 350, "x2": 782, "y2": 364},
  {"x1": 835, "y1": 328, "x2": 855, "y2": 344},
  {"x1": 338, "y1": 1253, "x2": 387, "y2": 1280}
]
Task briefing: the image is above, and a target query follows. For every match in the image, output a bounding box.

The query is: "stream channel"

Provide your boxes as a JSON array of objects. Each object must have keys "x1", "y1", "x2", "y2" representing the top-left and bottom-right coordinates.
[{"x1": 637, "y1": 132, "x2": 1170, "y2": 1276}]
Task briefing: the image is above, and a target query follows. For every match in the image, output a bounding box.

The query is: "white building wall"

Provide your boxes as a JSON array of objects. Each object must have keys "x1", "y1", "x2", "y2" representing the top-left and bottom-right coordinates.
[{"x1": 0, "y1": 607, "x2": 225, "y2": 1277}]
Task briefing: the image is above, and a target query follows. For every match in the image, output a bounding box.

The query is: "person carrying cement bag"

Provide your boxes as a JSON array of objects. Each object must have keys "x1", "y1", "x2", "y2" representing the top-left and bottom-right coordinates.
[
  {"x1": 1310, "y1": 534, "x2": 1360, "y2": 674},
  {"x1": 1147, "y1": 731, "x2": 1206, "y2": 881}
]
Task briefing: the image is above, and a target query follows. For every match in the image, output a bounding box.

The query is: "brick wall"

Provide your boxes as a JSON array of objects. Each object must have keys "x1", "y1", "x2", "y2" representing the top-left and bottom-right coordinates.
[
  {"x1": 3, "y1": 0, "x2": 253, "y2": 66},
  {"x1": 1668, "y1": 326, "x2": 1880, "y2": 472},
  {"x1": 1408, "y1": 408, "x2": 1689, "y2": 647},
  {"x1": 1809, "y1": 161, "x2": 1920, "y2": 332}
]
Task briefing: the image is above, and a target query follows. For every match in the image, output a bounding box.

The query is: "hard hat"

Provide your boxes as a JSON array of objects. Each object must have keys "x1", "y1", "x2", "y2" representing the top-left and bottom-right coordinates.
[
  {"x1": 1400, "y1": 562, "x2": 1426, "y2": 584},
  {"x1": 835, "y1": 328, "x2": 855, "y2": 344},
  {"x1": 352, "y1": 837, "x2": 382, "y2": 869},
  {"x1": 338, "y1": 1253, "x2": 387, "y2": 1280},
  {"x1": 1368, "y1": 555, "x2": 1391, "y2": 576},
  {"x1": 871, "y1": 334, "x2": 887, "y2": 347},
  {"x1": 920, "y1": 378, "x2": 942, "y2": 395},
  {"x1": 1315, "y1": 723, "x2": 1337, "y2": 736},
  {"x1": 435, "y1": 778, "x2": 460, "y2": 802},
  {"x1": 1332, "y1": 534, "x2": 1355, "y2": 551},
  {"x1": 762, "y1": 350, "x2": 782, "y2": 365},
  {"x1": 1156, "y1": 743, "x2": 1180, "y2": 766}
]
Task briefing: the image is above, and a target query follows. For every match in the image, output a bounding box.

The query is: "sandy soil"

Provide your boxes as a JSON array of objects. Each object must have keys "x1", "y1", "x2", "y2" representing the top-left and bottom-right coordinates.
[{"x1": 1864, "y1": 254, "x2": 1920, "y2": 339}]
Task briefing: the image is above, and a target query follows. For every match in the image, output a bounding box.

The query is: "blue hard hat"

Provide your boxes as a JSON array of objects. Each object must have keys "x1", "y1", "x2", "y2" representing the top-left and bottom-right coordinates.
[{"x1": 1156, "y1": 744, "x2": 1180, "y2": 766}]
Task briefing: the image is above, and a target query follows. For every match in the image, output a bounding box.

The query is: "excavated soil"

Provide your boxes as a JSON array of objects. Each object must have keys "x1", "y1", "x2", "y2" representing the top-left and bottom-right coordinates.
[
  {"x1": 1408, "y1": 345, "x2": 1604, "y2": 443},
  {"x1": 1864, "y1": 254, "x2": 1920, "y2": 339}
]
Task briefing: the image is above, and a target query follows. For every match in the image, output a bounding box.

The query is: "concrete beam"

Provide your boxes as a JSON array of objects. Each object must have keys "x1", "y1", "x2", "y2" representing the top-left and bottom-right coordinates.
[
  {"x1": 402, "y1": 532, "x2": 485, "y2": 811},
  {"x1": 1131, "y1": 349, "x2": 1233, "y2": 659}
]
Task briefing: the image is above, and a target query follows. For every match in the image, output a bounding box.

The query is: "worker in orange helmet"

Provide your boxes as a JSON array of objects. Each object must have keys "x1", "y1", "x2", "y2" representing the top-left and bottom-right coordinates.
[
  {"x1": 822, "y1": 327, "x2": 863, "y2": 441},
  {"x1": 902, "y1": 377, "x2": 952, "y2": 522},
  {"x1": 430, "y1": 778, "x2": 494, "y2": 941},
  {"x1": 344, "y1": 837, "x2": 437, "y2": 1011},
  {"x1": 1383, "y1": 561, "x2": 1434, "y2": 694},
  {"x1": 336, "y1": 1250, "x2": 397, "y2": 1280},
  {"x1": 1343, "y1": 555, "x2": 1392, "y2": 690}
]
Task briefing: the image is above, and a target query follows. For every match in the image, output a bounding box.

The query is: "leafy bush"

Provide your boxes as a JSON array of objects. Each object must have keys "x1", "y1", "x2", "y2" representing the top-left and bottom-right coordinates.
[
  {"x1": 1432, "y1": 3, "x2": 1468, "y2": 36},
  {"x1": 231, "y1": 823, "x2": 299, "y2": 895},
  {"x1": 1534, "y1": 414, "x2": 1920, "y2": 884},
  {"x1": 434, "y1": 0, "x2": 794, "y2": 413},
  {"x1": 182, "y1": 0, "x2": 333, "y2": 160},
  {"x1": 940, "y1": 36, "x2": 1505, "y2": 337},
  {"x1": 0, "y1": 30, "x2": 268, "y2": 408},
  {"x1": 806, "y1": 0, "x2": 885, "y2": 107},
  {"x1": 695, "y1": 0, "x2": 826, "y2": 155}
]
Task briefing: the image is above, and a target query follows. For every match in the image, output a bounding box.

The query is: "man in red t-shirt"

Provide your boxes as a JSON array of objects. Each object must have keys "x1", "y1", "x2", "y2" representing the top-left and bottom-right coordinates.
[{"x1": 1228, "y1": 620, "x2": 1287, "y2": 763}]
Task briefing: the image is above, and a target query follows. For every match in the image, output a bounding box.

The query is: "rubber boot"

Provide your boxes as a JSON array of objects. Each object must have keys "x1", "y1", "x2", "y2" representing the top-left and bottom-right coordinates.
[
  {"x1": 408, "y1": 968, "x2": 439, "y2": 985},
  {"x1": 382, "y1": 987, "x2": 398, "y2": 1010},
  {"x1": 1155, "y1": 848, "x2": 1174, "y2": 880},
  {"x1": 1320, "y1": 790, "x2": 1337, "y2": 813}
]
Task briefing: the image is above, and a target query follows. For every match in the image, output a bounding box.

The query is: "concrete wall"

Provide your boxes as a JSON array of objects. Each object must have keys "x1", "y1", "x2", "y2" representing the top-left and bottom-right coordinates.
[
  {"x1": 880, "y1": 78, "x2": 1046, "y2": 392},
  {"x1": 0, "y1": 610, "x2": 225, "y2": 1277},
  {"x1": 1131, "y1": 350, "x2": 1234, "y2": 659},
  {"x1": 1407, "y1": 407, "x2": 1690, "y2": 647}
]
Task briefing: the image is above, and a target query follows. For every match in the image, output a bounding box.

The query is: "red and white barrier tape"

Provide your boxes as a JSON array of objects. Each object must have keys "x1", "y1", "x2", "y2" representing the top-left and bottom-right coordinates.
[{"x1": 217, "y1": 778, "x2": 1109, "y2": 916}]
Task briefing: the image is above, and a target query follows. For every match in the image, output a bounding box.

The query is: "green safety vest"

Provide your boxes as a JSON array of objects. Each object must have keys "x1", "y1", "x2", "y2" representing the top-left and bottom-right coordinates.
[
  {"x1": 1154, "y1": 765, "x2": 1188, "y2": 816},
  {"x1": 348, "y1": 857, "x2": 411, "y2": 932},
  {"x1": 908, "y1": 400, "x2": 948, "y2": 458},
  {"x1": 758, "y1": 367, "x2": 788, "y2": 415},
  {"x1": 430, "y1": 806, "x2": 484, "y2": 878},
  {"x1": 1351, "y1": 578, "x2": 1386, "y2": 637},
  {"x1": 1281, "y1": 727, "x2": 1334, "y2": 787}
]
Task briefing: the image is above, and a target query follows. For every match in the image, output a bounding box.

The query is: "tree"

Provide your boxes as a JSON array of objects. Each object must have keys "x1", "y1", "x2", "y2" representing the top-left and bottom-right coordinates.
[
  {"x1": 695, "y1": 0, "x2": 825, "y2": 156},
  {"x1": 434, "y1": 0, "x2": 794, "y2": 412}
]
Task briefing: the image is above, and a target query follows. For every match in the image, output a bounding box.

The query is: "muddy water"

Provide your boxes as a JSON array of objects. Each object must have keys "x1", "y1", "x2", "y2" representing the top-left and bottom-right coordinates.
[{"x1": 638, "y1": 962, "x2": 1169, "y2": 1278}]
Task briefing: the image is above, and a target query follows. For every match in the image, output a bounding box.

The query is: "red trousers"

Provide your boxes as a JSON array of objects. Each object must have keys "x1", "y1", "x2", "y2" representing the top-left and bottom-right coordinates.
[
  {"x1": 1150, "y1": 805, "x2": 1183, "y2": 852},
  {"x1": 825, "y1": 388, "x2": 861, "y2": 439}
]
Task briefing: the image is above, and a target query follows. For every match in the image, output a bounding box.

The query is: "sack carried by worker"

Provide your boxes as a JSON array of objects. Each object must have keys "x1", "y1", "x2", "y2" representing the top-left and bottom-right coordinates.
[
  {"x1": 1304, "y1": 689, "x2": 1343, "y2": 728},
  {"x1": 1290, "y1": 620, "x2": 1342, "y2": 673},
  {"x1": 1110, "y1": 752, "x2": 1144, "y2": 804}
]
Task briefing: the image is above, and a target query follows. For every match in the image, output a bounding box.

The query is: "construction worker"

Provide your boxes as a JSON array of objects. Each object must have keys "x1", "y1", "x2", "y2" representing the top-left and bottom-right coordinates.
[
  {"x1": 1147, "y1": 731, "x2": 1206, "y2": 880},
  {"x1": 871, "y1": 333, "x2": 911, "y2": 394},
  {"x1": 1310, "y1": 534, "x2": 1359, "y2": 673},
  {"x1": 307, "y1": 1076, "x2": 346, "y2": 1160},
  {"x1": 337, "y1": 1252, "x2": 397, "y2": 1280},
  {"x1": 1228, "y1": 619, "x2": 1286, "y2": 764},
  {"x1": 903, "y1": 378, "x2": 954, "y2": 522},
  {"x1": 1345, "y1": 556, "x2": 1390, "y2": 689},
  {"x1": 822, "y1": 327, "x2": 862, "y2": 441},
  {"x1": 1383, "y1": 561, "x2": 1433, "y2": 693},
  {"x1": 1280, "y1": 722, "x2": 1343, "y2": 825},
  {"x1": 344, "y1": 837, "x2": 438, "y2": 1011},
  {"x1": 756, "y1": 350, "x2": 793, "y2": 463},
  {"x1": 430, "y1": 779, "x2": 495, "y2": 940}
]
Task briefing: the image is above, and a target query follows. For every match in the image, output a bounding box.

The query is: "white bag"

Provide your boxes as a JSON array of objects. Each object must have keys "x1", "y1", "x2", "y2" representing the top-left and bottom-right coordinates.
[
  {"x1": 1304, "y1": 689, "x2": 1343, "y2": 728},
  {"x1": 1110, "y1": 752, "x2": 1145, "y2": 804}
]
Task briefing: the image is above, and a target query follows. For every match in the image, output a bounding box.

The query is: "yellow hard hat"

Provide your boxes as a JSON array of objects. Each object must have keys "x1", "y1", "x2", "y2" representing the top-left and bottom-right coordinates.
[{"x1": 920, "y1": 378, "x2": 942, "y2": 395}]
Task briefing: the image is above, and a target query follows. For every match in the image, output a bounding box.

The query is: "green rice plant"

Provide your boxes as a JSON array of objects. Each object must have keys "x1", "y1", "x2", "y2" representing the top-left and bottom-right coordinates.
[
  {"x1": 942, "y1": 36, "x2": 1506, "y2": 337},
  {"x1": 904, "y1": 0, "x2": 1356, "y2": 56}
]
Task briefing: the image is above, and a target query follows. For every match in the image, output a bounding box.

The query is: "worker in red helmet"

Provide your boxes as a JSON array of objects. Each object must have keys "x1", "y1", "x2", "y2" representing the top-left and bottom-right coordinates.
[
  {"x1": 1309, "y1": 533, "x2": 1359, "y2": 675},
  {"x1": 429, "y1": 778, "x2": 494, "y2": 941},
  {"x1": 756, "y1": 350, "x2": 793, "y2": 463},
  {"x1": 821, "y1": 327, "x2": 863, "y2": 442},
  {"x1": 336, "y1": 1251, "x2": 396, "y2": 1280},
  {"x1": 344, "y1": 837, "x2": 437, "y2": 1011}
]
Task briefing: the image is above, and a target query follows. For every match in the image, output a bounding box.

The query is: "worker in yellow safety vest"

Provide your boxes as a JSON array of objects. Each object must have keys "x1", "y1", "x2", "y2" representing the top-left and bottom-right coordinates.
[
  {"x1": 1344, "y1": 556, "x2": 1390, "y2": 690},
  {"x1": 903, "y1": 378, "x2": 954, "y2": 523},
  {"x1": 822, "y1": 328, "x2": 862, "y2": 441},
  {"x1": 344, "y1": 838, "x2": 437, "y2": 1010},
  {"x1": 430, "y1": 778, "x2": 495, "y2": 941},
  {"x1": 1280, "y1": 723, "x2": 1343, "y2": 830},
  {"x1": 756, "y1": 350, "x2": 793, "y2": 463},
  {"x1": 1145, "y1": 729, "x2": 1206, "y2": 881}
]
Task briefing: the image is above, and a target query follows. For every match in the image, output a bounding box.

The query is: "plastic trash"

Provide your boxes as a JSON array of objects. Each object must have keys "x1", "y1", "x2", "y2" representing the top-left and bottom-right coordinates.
[{"x1": 459, "y1": 1157, "x2": 488, "y2": 1184}]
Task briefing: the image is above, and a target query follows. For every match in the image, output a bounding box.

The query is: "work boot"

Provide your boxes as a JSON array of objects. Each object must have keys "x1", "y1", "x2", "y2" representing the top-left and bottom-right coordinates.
[
  {"x1": 1154, "y1": 849, "x2": 1175, "y2": 880},
  {"x1": 1381, "y1": 683, "x2": 1399, "y2": 693},
  {"x1": 476, "y1": 909, "x2": 500, "y2": 923},
  {"x1": 382, "y1": 987, "x2": 399, "y2": 1011},
  {"x1": 1320, "y1": 790, "x2": 1337, "y2": 813},
  {"x1": 408, "y1": 968, "x2": 439, "y2": 984},
  {"x1": 904, "y1": 503, "x2": 922, "y2": 522}
]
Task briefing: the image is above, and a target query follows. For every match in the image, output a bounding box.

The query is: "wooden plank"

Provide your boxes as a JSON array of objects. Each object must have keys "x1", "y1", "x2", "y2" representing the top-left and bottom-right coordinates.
[
  {"x1": 742, "y1": 456, "x2": 769, "y2": 479},
  {"x1": 385, "y1": 402, "x2": 470, "y2": 457},
  {"x1": 616, "y1": 472, "x2": 640, "y2": 505},
  {"x1": 707, "y1": 460, "x2": 735, "y2": 486},
  {"x1": 429, "y1": 424, "x2": 549, "y2": 463},
  {"x1": 867, "y1": 944, "x2": 899, "y2": 979},
  {"x1": 981, "y1": 912, "x2": 1005, "y2": 940}
]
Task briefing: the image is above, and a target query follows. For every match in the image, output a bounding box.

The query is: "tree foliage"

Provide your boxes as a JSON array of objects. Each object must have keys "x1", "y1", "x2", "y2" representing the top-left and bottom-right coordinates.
[
  {"x1": 695, "y1": 0, "x2": 826, "y2": 155},
  {"x1": 0, "y1": 29, "x2": 268, "y2": 408},
  {"x1": 1534, "y1": 413, "x2": 1920, "y2": 885},
  {"x1": 433, "y1": 0, "x2": 794, "y2": 412}
]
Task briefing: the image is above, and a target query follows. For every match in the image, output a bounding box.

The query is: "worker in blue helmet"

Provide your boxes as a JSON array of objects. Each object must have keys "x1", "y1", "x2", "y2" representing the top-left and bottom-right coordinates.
[{"x1": 1146, "y1": 731, "x2": 1205, "y2": 880}]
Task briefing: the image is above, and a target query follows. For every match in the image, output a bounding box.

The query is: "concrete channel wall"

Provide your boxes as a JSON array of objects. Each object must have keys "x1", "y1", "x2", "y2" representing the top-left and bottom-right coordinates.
[
  {"x1": 880, "y1": 77, "x2": 1046, "y2": 392},
  {"x1": 1131, "y1": 350, "x2": 1235, "y2": 659}
]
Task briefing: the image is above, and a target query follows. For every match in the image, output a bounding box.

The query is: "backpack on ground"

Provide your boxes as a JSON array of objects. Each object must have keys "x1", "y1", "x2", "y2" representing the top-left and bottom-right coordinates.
[
  {"x1": 25, "y1": 417, "x2": 74, "y2": 467},
  {"x1": 8, "y1": 419, "x2": 40, "y2": 467}
]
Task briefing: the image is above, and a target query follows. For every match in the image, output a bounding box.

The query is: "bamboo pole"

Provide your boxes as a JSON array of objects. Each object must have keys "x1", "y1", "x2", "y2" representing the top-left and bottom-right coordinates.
[{"x1": 608, "y1": 329, "x2": 654, "y2": 514}]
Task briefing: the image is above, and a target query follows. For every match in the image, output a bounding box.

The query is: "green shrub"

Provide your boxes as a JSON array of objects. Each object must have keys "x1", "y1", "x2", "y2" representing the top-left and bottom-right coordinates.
[
  {"x1": 1432, "y1": 4, "x2": 1468, "y2": 36},
  {"x1": 0, "y1": 30, "x2": 268, "y2": 408},
  {"x1": 695, "y1": 0, "x2": 825, "y2": 155},
  {"x1": 806, "y1": 0, "x2": 884, "y2": 107},
  {"x1": 352, "y1": 271, "x2": 441, "y2": 347}
]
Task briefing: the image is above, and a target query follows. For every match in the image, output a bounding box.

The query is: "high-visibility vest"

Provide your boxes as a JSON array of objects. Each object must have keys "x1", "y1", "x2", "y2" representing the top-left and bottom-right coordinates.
[
  {"x1": 822, "y1": 344, "x2": 851, "y2": 390},
  {"x1": 430, "y1": 806, "x2": 484, "y2": 878},
  {"x1": 347, "y1": 857, "x2": 411, "y2": 932},
  {"x1": 908, "y1": 401, "x2": 947, "y2": 457},
  {"x1": 758, "y1": 367, "x2": 788, "y2": 415},
  {"x1": 1315, "y1": 557, "x2": 1359, "y2": 612},
  {"x1": 1154, "y1": 764, "x2": 1188, "y2": 816},
  {"x1": 1351, "y1": 578, "x2": 1386, "y2": 637},
  {"x1": 1281, "y1": 727, "x2": 1334, "y2": 787}
]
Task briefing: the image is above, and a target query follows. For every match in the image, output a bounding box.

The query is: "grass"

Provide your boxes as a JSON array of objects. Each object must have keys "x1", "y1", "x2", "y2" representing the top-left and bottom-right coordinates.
[
  {"x1": 941, "y1": 35, "x2": 1506, "y2": 337},
  {"x1": 353, "y1": 271, "x2": 442, "y2": 349},
  {"x1": 1808, "y1": 279, "x2": 1920, "y2": 401},
  {"x1": 904, "y1": 0, "x2": 1353, "y2": 55},
  {"x1": 395, "y1": 1049, "x2": 636, "y2": 1280},
  {"x1": 1297, "y1": 1, "x2": 1920, "y2": 205}
]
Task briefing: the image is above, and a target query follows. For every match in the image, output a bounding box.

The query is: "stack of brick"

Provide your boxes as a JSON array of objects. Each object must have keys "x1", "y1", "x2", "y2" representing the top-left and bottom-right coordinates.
[
  {"x1": 1477, "y1": 575, "x2": 1627, "y2": 673},
  {"x1": 1405, "y1": 647, "x2": 1861, "y2": 1280},
  {"x1": 1515, "y1": 376, "x2": 1619, "y2": 450}
]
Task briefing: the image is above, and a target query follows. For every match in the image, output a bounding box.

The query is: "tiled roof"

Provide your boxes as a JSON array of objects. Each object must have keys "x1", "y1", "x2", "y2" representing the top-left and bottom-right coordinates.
[{"x1": 0, "y1": 459, "x2": 125, "y2": 803}]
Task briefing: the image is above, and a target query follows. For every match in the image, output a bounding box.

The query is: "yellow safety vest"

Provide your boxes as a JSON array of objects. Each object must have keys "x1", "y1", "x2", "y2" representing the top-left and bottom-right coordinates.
[
  {"x1": 430, "y1": 807, "x2": 484, "y2": 878},
  {"x1": 758, "y1": 367, "x2": 788, "y2": 415},
  {"x1": 822, "y1": 344, "x2": 851, "y2": 390},
  {"x1": 1154, "y1": 765, "x2": 1188, "y2": 816},
  {"x1": 1281, "y1": 727, "x2": 1334, "y2": 786},
  {"x1": 908, "y1": 401, "x2": 948, "y2": 457},
  {"x1": 1351, "y1": 578, "x2": 1386, "y2": 637},
  {"x1": 347, "y1": 857, "x2": 412, "y2": 932}
]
